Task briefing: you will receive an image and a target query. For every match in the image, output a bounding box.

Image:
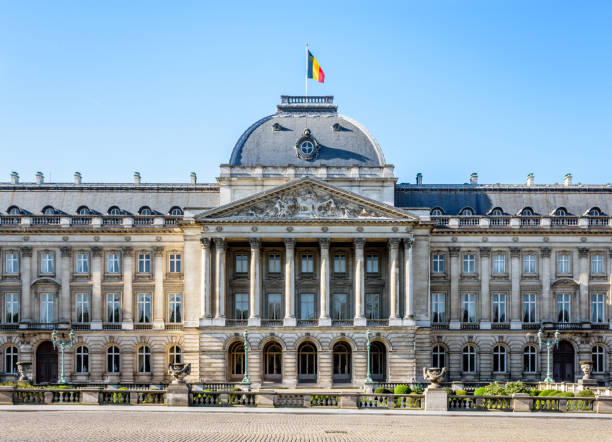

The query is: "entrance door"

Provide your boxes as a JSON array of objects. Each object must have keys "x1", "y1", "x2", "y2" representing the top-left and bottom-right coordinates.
[
  {"x1": 36, "y1": 341, "x2": 58, "y2": 384},
  {"x1": 553, "y1": 340, "x2": 574, "y2": 382}
]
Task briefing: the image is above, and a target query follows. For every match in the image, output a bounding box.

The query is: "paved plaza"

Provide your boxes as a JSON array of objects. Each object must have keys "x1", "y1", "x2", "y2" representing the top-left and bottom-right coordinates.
[{"x1": 0, "y1": 409, "x2": 611, "y2": 441}]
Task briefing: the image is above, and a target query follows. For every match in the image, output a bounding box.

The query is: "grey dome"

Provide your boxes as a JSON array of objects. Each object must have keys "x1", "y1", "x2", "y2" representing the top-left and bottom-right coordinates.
[{"x1": 229, "y1": 96, "x2": 385, "y2": 167}]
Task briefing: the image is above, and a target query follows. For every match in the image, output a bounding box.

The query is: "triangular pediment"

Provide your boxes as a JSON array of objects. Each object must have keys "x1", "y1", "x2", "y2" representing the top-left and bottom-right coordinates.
[{"x1": 196, "y1": 178, "x2": 416, "y2": 222}]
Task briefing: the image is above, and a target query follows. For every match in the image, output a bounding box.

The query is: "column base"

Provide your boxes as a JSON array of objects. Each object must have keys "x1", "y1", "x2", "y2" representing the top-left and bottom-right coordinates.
[
  {"x1": 403, "y1": 317, "x2": 416, "y2": 326},
  {"x1": 353, "y1": 317, "x2": 367, "y2": 327},
  {"x1": 283, "y1": 317, "x2": 297, "y2": 327},
  {"x1": 318, "y1": 317, "x2": 332, "y2": 327},
  {"x1": 199, "y1": 317, "x2": 214, "y2": 327},
  {"x1": 91, "y1": 320, "x2": 103, "y2": 331},
  {"x1": 121, "y1": 320, "x2": 133, "y2": 330},
  {"x1": 424, "y1": 387, "x2": 448, "y2": 412},
  {"x1": 449, "y1": 320, "x2": 460, "y2": 330},
  {"x1": 479, "y1": 320, "x2": 491, "y2": 330},
  {"x1": 248, "y1": 317, "x2": 261, "y2": 327},
  {"x1": 389, "y1": 317, "x2": 402, "y2": 326},
  {"x1": 212, "y1": 317, "x2": 226, "y2": 326},
  {"x1": 510, "y1": 320, "x2": 522, "y2": 330},
  {"x1": 153, "y1": 320, "x2": 165, "y2": 330}
]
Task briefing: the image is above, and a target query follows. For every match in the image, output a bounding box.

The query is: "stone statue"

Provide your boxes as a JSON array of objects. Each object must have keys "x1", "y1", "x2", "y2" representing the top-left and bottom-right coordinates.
[
  {"x1": 580, "y1": 360, "x2": 593, "y2": 380},
  {"x1": 168, "y1": 362, "x2": 191, "y2": 384},
  {"x1": 423, "y1": 367, "x2": 446, "y2": 389},
  {"x1": 16, "y1": 362, "x2": 31, "y2": 383}
]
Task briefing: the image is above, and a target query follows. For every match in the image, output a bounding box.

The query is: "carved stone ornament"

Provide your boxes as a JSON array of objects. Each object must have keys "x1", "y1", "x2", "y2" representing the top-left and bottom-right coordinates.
[
  {"x1": 295, "y1": 128, "x2": 319, "y2": 161},
  {"x1": 168, "y1": 362, "x2": 191, "y2": 384},
  {"x1": 423, "y1": 367, "x2": 446, "y2": 389}
]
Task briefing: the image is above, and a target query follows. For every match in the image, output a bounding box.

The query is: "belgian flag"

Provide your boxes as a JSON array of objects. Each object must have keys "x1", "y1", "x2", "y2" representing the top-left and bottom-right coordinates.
[{"x1": 307, "y1": 50, "x2": 325, "y2": 83}]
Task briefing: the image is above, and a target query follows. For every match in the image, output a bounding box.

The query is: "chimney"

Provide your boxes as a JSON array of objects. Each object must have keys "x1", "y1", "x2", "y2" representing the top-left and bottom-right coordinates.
[
  {"x1": 74, "y1": 171, "x2": 82, "y2": 184},
  {"x1": 35, "y1": 171, "x2": 44, "y2": 184},
  {"x1": 10, "y1": 172, "x2": 19, "y2": 184},
  {"x1": 526, "y1": 173, "x2": 534, "y2": 186},
  {"x1": 190, "y1": 172, "x2": 197, "y2": 184},
  {"x1": 470, "y1": 173, "x2": 478, "y2": 185},
  {"x1": 564, "y1": 173, "x2": 572, "y2": 186},
  {"x1": 416, "y1": 173, "x2": 423, "y2": 185},
  {"x1": 134, "y1": 172, "x2": 141, "y2": 184}
]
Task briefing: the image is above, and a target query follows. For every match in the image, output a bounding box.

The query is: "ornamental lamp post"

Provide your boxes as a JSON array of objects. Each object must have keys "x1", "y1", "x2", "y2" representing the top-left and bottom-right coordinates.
[
  {"x1": 51, "y1": 329, "x2": 75, "y2": 384},
  {"x1": 241, "y1": 330, "x2": 250, "y2": 385},
  {"x1": 537, "y1": 328, "x2": 560, "y2": 383},
  {"x1": 365, "y1": 329, "x2": 373, "y2": 384}
]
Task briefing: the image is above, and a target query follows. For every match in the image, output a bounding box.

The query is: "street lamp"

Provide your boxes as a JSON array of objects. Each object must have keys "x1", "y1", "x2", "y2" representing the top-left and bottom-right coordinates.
[
  {"x1": 365, "y1": 329, "x2": 373, "y2": 384},
  {"x1": 241, "y1": 330, "x2": 250, "y2": 384},
  {"x1": 51, "y1": 329, "x2": 75, "y2": 384},
  {"x1": 537, "y1": 328, "x2": 560, "y2": 383}
]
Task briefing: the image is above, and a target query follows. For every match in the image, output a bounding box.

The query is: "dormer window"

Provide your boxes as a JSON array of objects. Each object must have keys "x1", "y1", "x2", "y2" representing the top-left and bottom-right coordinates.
[
  {"x1": 7, "y1": 206, "x2": 21, "y2": 215},
  {"x1": 77, "y1": 206, "x2": 90, "y2": 215},
  {"x1": 459, "y1": 207, "x2": 474, "y2": 216},
  {"x1": 108, "y1": 206, "x2": 121, "y2": 216},
  {"x1": 520, "y1": 207, "x2": 534, "y2": 216},
  {"x1": 430, "y1": 208, "x2": 444, "y2": 216},
  {"x1": 554, "y1": 207, "x2": 568, "y2": 216},
  {"x1": 588, "y1": 207, "x2": 602, "y2": 216},
  {"x1": 138, "y1": 206, "x2": 152, "y2": 216},
  {"x1": 169, "y1": 206, "x2": 183, "y2": 216},
  {"x1": 490, "y1": 208, "x2": 504, "y2": 216},
  {"x1": 42, "y1": 206, "x2": 56, "y2": 215}
]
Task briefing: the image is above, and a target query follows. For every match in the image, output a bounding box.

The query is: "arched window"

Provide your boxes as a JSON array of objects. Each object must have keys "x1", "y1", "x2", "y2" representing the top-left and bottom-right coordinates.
[
  {"x1": 263, "y1": 342, "x2": 282, "y2": 382},
  {"x1": 106, "y1": 346, "x2": 120, "y2": 374},
  {"x1": 432, "y1": 345, "x2": 446, "y2": 369},
  {"x1": 462, "y1": 345, "x2": 477, "y2": 373},
  {"x1": 7, "y1": 206, "x2": 21, "y2": 215},
  {"x1": 493, "y1": 345, "x2": 507, "y2": 373},
  {"x1": 592, "y1": 345, "x2": 605, "y2": 373},
  {"x1": 459, "y1": 207, "x2": 474, "y2": 216},
  {"x1": 523, "y1": 345, "x2": 537, "y2": 373},
  {"x1": 490, "y1": 207, "x2": 504, "y2": 216},
  {"x1": 42, "y1": 206, "x2": 56, "y2": 215},
  {"x1": 108, "y1": 206, "x2": 121, "y2": 216},
  {"x1": 169, "y1": 206, "x2": 183, "y2": 216},
  {"x1": 332, "y1": 342, "x2": 352, "y2": 383},
  {"x1": 137, "y1": 346, "x2": 151, "y2": 373},
  {"x1": 138, "y1": 206, "x2": 152, "y2": 216},
  {"x1": 75, "y1": 346, "x2": 89, "y2": 374},
  {"x1": 297, "y1": 342, "x2": 317, "y2": 383},
  {"x1": 554, "y1": 207, "x2": 568, "y2": 216},
  {"x1": 169, "y1": 346, "x2": 182, "y2": 365},
  {"x1": 588, "y1": 207, "x2": 602, "y2": 216},
  {"x1": 77, "y1": 206, "x2": 90, "y2": 215},
  {"x1": 4, "y1": 346, "x2": 18, "y2": 374},
  {"x1": 370, "y1": 341, "x2": 387, "y2": 382},
  {"x1": 520, "y1": 207, "x2": 534, "y2": 216},
  {"x1": 228, "y1": 341, "x2": 245, "y2": 381},
  {"x1": 430, "y1": 208, "x2": 444, "y2": 216}
]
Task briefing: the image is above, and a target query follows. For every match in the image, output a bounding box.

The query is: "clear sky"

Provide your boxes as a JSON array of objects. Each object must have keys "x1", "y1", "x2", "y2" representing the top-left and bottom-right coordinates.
[{"x1": 1, "y1": 1, "x2": 611, "y2": 185}]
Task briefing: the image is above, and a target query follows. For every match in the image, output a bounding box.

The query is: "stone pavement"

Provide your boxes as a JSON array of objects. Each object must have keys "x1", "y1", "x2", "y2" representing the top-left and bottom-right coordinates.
[{"x1": 0, "y1": 408, "x2": 611, "y2": 441}]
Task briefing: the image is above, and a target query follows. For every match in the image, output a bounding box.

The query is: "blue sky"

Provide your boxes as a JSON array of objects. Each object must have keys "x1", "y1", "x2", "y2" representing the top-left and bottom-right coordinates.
[{"x1": 1, "y1": 1, "x2": 610, "y2": 185}]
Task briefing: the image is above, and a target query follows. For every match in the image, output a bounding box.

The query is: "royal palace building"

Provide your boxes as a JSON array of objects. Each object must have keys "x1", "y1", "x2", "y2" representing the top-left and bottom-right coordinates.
[{"x1": 1, "y1": 96, "x2": 611, "y2": 388}]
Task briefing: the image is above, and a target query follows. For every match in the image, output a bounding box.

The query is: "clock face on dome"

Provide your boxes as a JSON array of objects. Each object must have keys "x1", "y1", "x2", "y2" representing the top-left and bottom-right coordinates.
[{"x1": 295, "y1": 129, "x2": 319, "y2": 161}]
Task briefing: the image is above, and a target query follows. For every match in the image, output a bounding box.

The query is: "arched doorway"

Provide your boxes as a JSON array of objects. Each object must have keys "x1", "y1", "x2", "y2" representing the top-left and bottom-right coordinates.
[
  {"x1": 553, "y1": 340, "x2": 574, "y2": 382},
  {"x1": 370, "y1": 341, "x2": 387, "y2": 382},
  {"x1": 263, "y1": 341, "x2": 282, "y2": 383},
  {"x1": 36, "y1": 341, "x2": 58, "y2": 384},
  {"x1": 332, "y1": 341, "x2": 352, "y2": 384},
  {"x1": 228, "y1": 341, "x2": 245, "y2": 382},
  {"x1": 297, "y1": 342, "x2": 317, "y2": 384}
]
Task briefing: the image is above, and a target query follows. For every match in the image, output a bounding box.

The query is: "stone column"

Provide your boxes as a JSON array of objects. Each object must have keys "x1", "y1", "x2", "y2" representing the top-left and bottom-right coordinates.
[
  {"x1": 388, "y1": 238, "x2": 401, "y2": 325},
  {"x1": 449, "y1": 247, "x2": 460, "y2": 329},
  {"x1": 200, "y1": 239, "x2": 212, "y2": 323},
  {"x1": 19, "y1": 247, "x2": 32, "y2": 326},
  {"x1": 354, "y1": 239, "x2": 366, "y2": 326},
  {"x1": 541, "y1": 247, "x2": 552, "y2": 322},
  {"x1": 578, "y1": 247, "x2": 589, "y2": 322},
  {"x1": 213, "y1": 238, "x2": 226, "y2": 325},
  {"x1": 90, "y1": 247, "x2": 103, "y2": 330},
  {"x1": 510, "y1": 247, "x2": 521, "y2": 329},
  {"x1": 403, "y1": 239, "x2": 414, "y2": 323},
  {"x1": 153, "y1": 247, "x2": 165, "y2": 329},
  {"x1": 284, "y1": 238, "x2": 296, "y2": 326},
  {"x1": 183, "y1": 230, "x2": 202, "y2": 328},
  {"x1": 319, "y1": 238, "x2": 331, "y2": 326},
  {"x1": 121, "y1": 247, "x2": 134, "y2": 330},
  {"x1": 248, "y1": 238, "x2": 261, "y2": 326},
  {"x1": 59, "y1": 247, "x2": 71, "y2": 324},
  {"x1": 479, "y1": 247, "x2": 491, "y2": 329}
]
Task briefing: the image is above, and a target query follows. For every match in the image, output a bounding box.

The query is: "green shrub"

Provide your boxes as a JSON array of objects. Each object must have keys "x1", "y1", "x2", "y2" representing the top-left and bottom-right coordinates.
[
  {"x1": 504, "y1": 381, "x2": 530, "y2": 395},
  {"x1": 44, "y1": 385, "x2": 71, "y2": 389},
  {"x1": 528, "y1": 389, "x2": 541, "y2": 396},
  {"x1": 473, "y1": 387, "x2": 486, "y2": 396},
  {"x1": 454, "y1": 389, "x2": 467, "y2": 396},
  {"x1": 577, "y1": 389, "x2": 595, "y2": 397},
  {"x1": 540, "y1": 389, "x2": 562, "y2": 397},
  {"x1": 230, "y1": 387, "x2": 242, "y2": 392},
  {"x1": 374, "y1": 387, "x2": 392, "y2": 394},
  {"x1": 394, "y1": 385, "x2": 410, "y2": 395},
  {"x1": 560, "y1": 392, "x2": 575, "y2": 397}
]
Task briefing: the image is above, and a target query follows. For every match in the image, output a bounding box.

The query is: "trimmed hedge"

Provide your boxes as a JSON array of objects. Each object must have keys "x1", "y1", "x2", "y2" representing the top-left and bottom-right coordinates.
[
  {"x1": 374, "y1": 387, "x2": 392, "y2": 394},
  {"x1": 577, "y1": 389, "x2": 595, "y2": 397},
  {"x1": 393, "y1": 385, "x2": 410, "y2": 395}
]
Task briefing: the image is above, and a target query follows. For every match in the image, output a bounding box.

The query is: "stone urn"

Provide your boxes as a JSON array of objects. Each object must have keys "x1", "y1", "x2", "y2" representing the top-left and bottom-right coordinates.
[
  {"x1": 423, "y1": 367, "x2": 446, "y2": 389},
  {"x1": 580, "y1": 360, "x2": 593, "y2": 380},
  {"x1": 16, "y1": 362, "x2": 31, "y2": 383},
  {"x1": 168, "y1": 363, "x2": 191, "y2": 384}
]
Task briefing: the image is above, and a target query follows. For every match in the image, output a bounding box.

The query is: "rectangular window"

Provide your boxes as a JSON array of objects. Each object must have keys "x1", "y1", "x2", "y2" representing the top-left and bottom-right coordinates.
[
  {"x1": 169, "y1": 253, "x2": 182, "y2": 273},
  {"x1": 522, "y1": 294, "x2": 537, "y2": 323},
  {"x1": 41, "y1": 253, "x2": 54, "y2": 274},
  {"x1": 432, "y1": 254, "x2": 445, "y2": 274},
  {"x1": 268, "y1": 254, "x2": 281, "y2": 273},
  {"x1": 266, "y1": 293, "x2": 282, "y2": 320},
  {"x1": 235, "y1": 254, "x2": 248, "y2": 273},
  {"x1": 106, "y1": 252, "x2": 120, "y2": 274},
  {"x1": 591, "y1": 255, "x2": 604, "y2": 274},
  {"x1": 493, "y1": 254, "x2": 506, "y2": 274},
  {"x1": 523, "y1": 255, "x2": 536, "y2": 274},
  {"x1": 462, "y1": 293, "x2": 476, "y2": 323},
  {"x1": 462, "y1": 254, "x2": 475, "y2": 273},
  {"x1": 366, "y1": 254, "x2": 379, "y2": 273},
  {"x1": 137, "y1": 293, "x2": 152, "y2": 323},
  {"x1": 5, "y1": 253, "x2": 19, "y2": 274},
  {"x1": 40, "y1": 293, "x2": 54, "y2": 323},
  {"x1": 365, "y1": 293, "x2": 381, "y2": 319},
  {"x1": 234, "y1": 293, "x2": 248, "y2": 319},
  {"x1": 557, "y1": 254, "x2": 570, "y2": 274},
  {"x1": 591, "y1": 293, "x2": 605, "y2": 323},
  {"x1": 301, "y1": 254, "x2": 314, "y2": 273},
  {"x1": 332, "y1": 293, "x2": 348, "y2": 319},
  {"x1": 138, "y1": 252, "x2": 151, "y2": 273},
  {"x1": 106, "y1": 293, "x2": 121, "y2": 323},
  {"x1": 299, "y1": 293, "x2": 315, "y2": 320},
  {"x1": 75, "y1": 293, "x2": 90, "y2": 323},
  {"x1": 5, "y1": 294, "x2": 19, "y2": 323},
  {"x1": 333, "y1": 254, "x2": 346, "y2": 273},
  {"x1": 432, "y1": 293, "x2": 446, "y2": 323},
  {"x1": 76, "y1": 253, "x2": 89, "y2": 274},
  {"x1": 168, "y1": 294, "x2": 183, "y2": 323},
  {"x1": 492, "y1": 293, "x2": 506, "y2": 323},
  {"x1": 557, "y1": 294, "x2": 571, "y2": 323}
]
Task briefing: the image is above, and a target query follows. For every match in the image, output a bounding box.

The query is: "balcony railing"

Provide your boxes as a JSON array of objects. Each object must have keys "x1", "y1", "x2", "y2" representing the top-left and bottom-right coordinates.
[
  {"x1": 458, "y1": 217, "x2": 479, "y2": 226},
  {"x1": 522, "y1": 323, "x2": 541, "y2": 330},
  {"x1": 0, "y1": 217, "x2": 19, "y2": 225},
  {"x1": 133, "y1": 217, "x2": 153, "y2": 225},
  {"x1": 588, "y1": 217, "x2": 608, "y2": 226},
  {"x1": 432, "y1": 323, "x2": 449, "y2": 330},
  {"x1": 165, "y1": 323, "x2": 183, "y2": 330},
  {"x1": 260, "y1": 320, "x2": 283, "y2": 327},
  {"x1": 27, "y1": 322, "x2": 59, "y2": 330},
  {"x1": 551, "y1": 217, "x2": 578, "y2": 226},
  {"x1": 32, "y1": 216, "x2": 60, "y2": 225},
  {"x1": 72, "y1": 323, "x2": 90, "y2": 331},
  {"x1": 0, "y1": 323, "x2": 19, "y2": 330},
  {"x1": 280, "y1": 95, "x2": 333, "y2": 104},
  {"x1": 489, "y1": 217, "x2": 510, "y2": 227},
  {"x1": 520, "y1": 217, "x2": 540, "y2": 227},
  {"x1": 460, "y1": 322, "x2": 480, "y2": 330},
  {"x1": 591, "y1": 323, "x2": 609, "y2": 330},
  {"x1": 102, "y1": 323, "x2": 122, "y2": 330},
  {"x1": 71, "y1": 217, "x2": 92, "y2": 226},
  {"x1": 102, "y1": 217, "x2": 122, "y2": 226},
  {"x1": 554, "y1": 322, "x2": 584, "y2": 330},
  {"x1": 226, "y1": 319, "x2": 248, "y2": 327},
  {"x1": 491, "y1": 322, "x2": 510, "y2": 330},
  {"x1": 331, "y1": 319, "x2": 354, "y2": 327},
  {"x1": 366, "y1": 319, "x2": 389, "y2": 327},
  {"x1": 296, "y1": 319, "x2": 318, "y2": 327},
  {"x1": 134, "y1": 323, "x2": 153, "y2": 330}
]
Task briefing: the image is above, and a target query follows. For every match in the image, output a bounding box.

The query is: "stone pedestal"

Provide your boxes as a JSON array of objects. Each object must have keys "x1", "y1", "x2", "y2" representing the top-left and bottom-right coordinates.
[
  {"x1": 511, "y1": 393, "x2": 532, "y2": 412},
  {"x1": 578, "y1": 378, "x2": 598, "y2": 387},
  {"x1": 340, "y1": 394, "x2": 359, "y2": 409},
  {"x1": 80, "y1": 389, "x2": 101, "y2": 405},
  {"x1": 255, "y1": 393, "x2": 275, "y2": 408},
  {"x1": 0, "y1": 387, "x2": 14, "y2": 405},
  {"x1": 596, "y1": 398, "x2": 612, "y2": 413},
  {"x1": 424, "y1": 387, "x2": 447, "y2": 412},
  {"x1": 166, "y1": 382, "x2": 189, "y2": 406}
]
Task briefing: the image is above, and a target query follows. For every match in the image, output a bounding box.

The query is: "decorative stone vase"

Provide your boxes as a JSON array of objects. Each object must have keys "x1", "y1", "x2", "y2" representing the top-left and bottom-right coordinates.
[
  {"x1": 423, "y1": 367, "x2": 446, "y2": 389},
  {"x1": 580, "y1": 360, "x2": 593, "y2": 380}
]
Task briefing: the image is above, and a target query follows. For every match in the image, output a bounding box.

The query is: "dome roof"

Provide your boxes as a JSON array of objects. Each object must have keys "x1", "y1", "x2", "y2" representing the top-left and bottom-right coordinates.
[{"x1": 229, "y1": 96, "x2": 385, "y2": 167}]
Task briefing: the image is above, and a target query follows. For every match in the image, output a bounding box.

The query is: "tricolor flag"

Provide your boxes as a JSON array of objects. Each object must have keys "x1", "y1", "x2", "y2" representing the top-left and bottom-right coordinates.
[{"x1": 307, "y1": 50, "x2": 325, "y2": 83}]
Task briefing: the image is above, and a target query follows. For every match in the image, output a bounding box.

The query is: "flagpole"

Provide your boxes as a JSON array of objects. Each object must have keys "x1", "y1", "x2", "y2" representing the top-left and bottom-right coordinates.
[{"x1": 305, "y1": 43, "x2": 308, "y2": 98}]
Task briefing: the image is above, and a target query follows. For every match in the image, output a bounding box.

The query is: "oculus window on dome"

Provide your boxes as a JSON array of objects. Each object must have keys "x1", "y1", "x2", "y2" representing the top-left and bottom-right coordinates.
[{"x1": 295, "y1": 129, "x2": 319, "y2": 161}]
